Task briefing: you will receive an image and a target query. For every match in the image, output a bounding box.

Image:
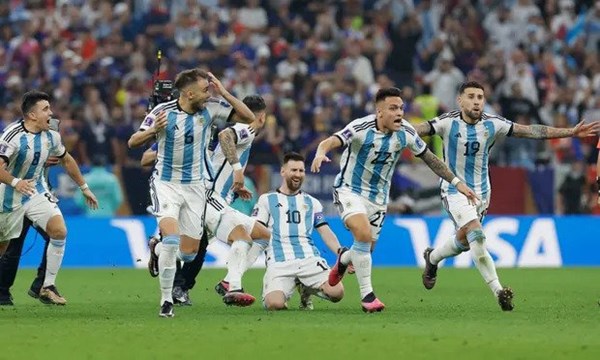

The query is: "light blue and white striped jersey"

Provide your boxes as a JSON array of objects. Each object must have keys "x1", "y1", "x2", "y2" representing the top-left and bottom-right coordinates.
[
  {"x1": 333, "y1": 115, "x2": 428, "y2": 205},
  {"x1": 252, "y1": 190, "x2": 327, "y2": 264},
  {"x1": 428, "y1": 111, "x2": 513, "y2": 197},
  {"x1": 210, "y1": 123, "x2": 256, "y2": 203},
  {"x1": 140, "y1": 98, "x2": 233, "y2": 184},
  {"x1": 0, "y1": 121, "x2": 65, "y2": 211}
]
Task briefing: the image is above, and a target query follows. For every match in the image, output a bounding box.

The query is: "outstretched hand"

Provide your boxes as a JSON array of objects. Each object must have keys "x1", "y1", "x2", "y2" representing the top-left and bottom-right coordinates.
[
  {"x1": 572, "y1": 120, "x2": 600, "y2": 138},
  {"x1": 311, "y1": 154, "x2": 330, "y2": 173}
]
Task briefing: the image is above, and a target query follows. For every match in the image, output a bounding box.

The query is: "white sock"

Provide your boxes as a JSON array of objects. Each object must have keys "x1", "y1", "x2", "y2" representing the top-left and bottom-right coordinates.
[
  {"x1": 224, "y1": 239, "x2": 263, "y2": 283},
  {"x1": 430, "y1": 237, "x2": 466, "y2": 265},
  {"x1": 226, "y1": 240, "x2": 251, "y2": 291},
  {"x1": 43, "y1": 239, "x2": 66, "y2": 288},
  {"x1": 340, "y1": 249, "x2": 352, "y2": 265},
  {"x1": 154, "y1": 242, "x2": 163, "y2": 256},
  {"x1": 350, "y1": 241, "x2": 373, "y2": 299},
  {"x1": 158, "y1": 235, "x2": 179, "y2": 304},
  {"x1": 242, "y1": 240, "x2": 268, "y2": 272},
  {"x1": 468, "y1": 230, "x2": 503, "y2": 295}
]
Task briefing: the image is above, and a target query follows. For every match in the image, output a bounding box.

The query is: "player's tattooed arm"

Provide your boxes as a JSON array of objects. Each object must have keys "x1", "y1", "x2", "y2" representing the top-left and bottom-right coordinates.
[
  {"x1": 414, "y1": 122, "x2": 433, "y2": 137},
  {"x1": 513, "y1": 121, "x2": 600, "y2": 139},
  {"x1": 419, "y1": 149, "x2": 457, "y2": 184},
  {"x1": 218, "y1": 128, "x2": 239, "y2": 165}
]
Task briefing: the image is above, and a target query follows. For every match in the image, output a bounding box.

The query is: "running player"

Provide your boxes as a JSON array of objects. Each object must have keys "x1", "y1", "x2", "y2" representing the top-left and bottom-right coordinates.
[
  {"x1": 414, "y1": 80, "x2": 599, "y2": 311},
  {"x1": 311, "y1": 87, "x2": 477, "y2": 312}
]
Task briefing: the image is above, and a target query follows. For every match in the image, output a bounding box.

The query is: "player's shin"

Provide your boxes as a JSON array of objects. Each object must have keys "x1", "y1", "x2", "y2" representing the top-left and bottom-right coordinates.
[
  {"x1": 159, "y1": 235, "x2": 179, "y2": 304},
  {"x1": 226, "y1": 240, "x2": 251, "y2": 290},
  {"x1": 467, "y1": 229, "x2": 502, "y2": 294},
  {"x1": 43, "y1": 239, "x2": 65, "y2": 287},
  {"x1": 430, "y1": 236, "x2": 467, "y2": 265},
  {"x1": 350, "y1": 241, "x2": 373, "y2": 299}
]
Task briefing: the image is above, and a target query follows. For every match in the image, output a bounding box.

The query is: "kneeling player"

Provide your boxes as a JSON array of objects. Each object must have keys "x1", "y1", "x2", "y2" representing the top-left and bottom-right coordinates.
[{"x1": 254, "y1": 152, "x2": 344, "y2": 310}]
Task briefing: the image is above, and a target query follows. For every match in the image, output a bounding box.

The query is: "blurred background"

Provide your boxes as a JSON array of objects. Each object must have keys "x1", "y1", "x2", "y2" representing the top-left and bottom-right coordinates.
[{"x1": 1, "y1": 0, "x2": 600, "y2": 219}]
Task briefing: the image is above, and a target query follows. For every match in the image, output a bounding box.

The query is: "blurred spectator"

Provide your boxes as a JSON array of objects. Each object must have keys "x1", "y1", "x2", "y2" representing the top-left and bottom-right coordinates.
[
  {"x1": 74, "y1": 155, "x2": 123, "y2": 217},
  {"x1": 557, "y1": 161, "x2": 587, "y2": 214}
]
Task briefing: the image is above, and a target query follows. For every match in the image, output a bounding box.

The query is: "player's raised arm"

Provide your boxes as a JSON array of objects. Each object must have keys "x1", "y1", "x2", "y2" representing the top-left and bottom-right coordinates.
[
  {"x1": 512, "y1": 120, "x2": 600, "y2": 139},
  {"x1": 207, "y1": 72, "x2": 255, "y2": 124},
  {"x1": 128, "y1": 111, "x2": 168, "y2": 148},
  {"x1": 418, "y1": 149, "x2": 478, "y2": 205},
  {"x1": 311, "y1": 136, "x2": 343, "y2": 173},
  {"x1": 218, "y1": 127, "x2": 251, "y2": 199}
]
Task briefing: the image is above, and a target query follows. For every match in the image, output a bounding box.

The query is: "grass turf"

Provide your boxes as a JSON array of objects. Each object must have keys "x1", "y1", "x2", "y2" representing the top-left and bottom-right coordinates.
[{"x1": 1, "y1": 268, "x2": 599, "y2": 360}]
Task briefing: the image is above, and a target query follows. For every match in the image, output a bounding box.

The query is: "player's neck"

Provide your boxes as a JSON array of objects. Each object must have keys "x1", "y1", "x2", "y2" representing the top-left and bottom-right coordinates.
[
  {"x1": 278, "y1": 186, "x2": 300, "y2": 196},
  {"x1": 22, "y1": 120, "x2": 42, "y2": 134},
  {"x1": 461, "y1": 111, "x2": 479, "y2": 125},
  {"x1": 177, "y1": 98, "x2": 196, "y2": 115},
  {"x1": 375, "y1": 117, "x2": 392, "y2": 134}
]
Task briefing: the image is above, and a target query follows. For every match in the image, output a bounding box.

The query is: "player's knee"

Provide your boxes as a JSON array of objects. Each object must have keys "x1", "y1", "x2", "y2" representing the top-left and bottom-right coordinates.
[
  {"x1": 327, "y1": 284, "x2": 344, "y2": 303},
  {"x1": 466, "y1": 228, "x2": 485, "y2": 244},
  {"x1": 264, "y1": 299, "x2": 287, "y2": 311},
  {"x1": 177, "y1": 250, "x2": 197, "y2": 263},
  {"x1": 228, "y1": 226, "x2": 251, "y2": 242},
  {"x1": 47, "y1": 226, "x2": 67, "y2": 240},
  {"x1": 251, "y1": 222, "x2": 270, "y2": 240}
]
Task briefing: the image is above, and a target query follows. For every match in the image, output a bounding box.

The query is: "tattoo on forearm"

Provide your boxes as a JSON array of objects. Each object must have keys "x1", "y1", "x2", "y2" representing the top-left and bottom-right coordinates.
[
  {"x1": 421, "y1": 151, "x2": 455, "y2": 183},
  {"x1": 219, "y1": 130, "x2": 239, "y2": 164},
  {"x1": 521, "y1": 125, "x2": 573, "y2": 139}
]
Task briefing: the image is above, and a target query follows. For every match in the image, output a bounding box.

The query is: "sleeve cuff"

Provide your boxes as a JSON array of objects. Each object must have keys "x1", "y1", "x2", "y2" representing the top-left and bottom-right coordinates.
[
  {"x1": 315, "y1": 222, "x2": 328, "y2": 228},
  {"x1": 257, "y1": 220, "x2": 268, "y2": 227},
  {"x1": 427, "y1": 121, "x2": 436, "y2": 136},
  {"x1": 416, "y1": 148, "x2": 428, "y2": 157},
  {"x1": 334, "y1": 134, "x2": 345, "y2": 146},
  {"x1": 57, "y1": 150, "x2": 67, "y2": 158},
  {"x1": 507, "y1": 123, "x2": 514, "y2": 137},
  {"x1": 0, "y1": 155, "x2": 9, "y2": 165}
]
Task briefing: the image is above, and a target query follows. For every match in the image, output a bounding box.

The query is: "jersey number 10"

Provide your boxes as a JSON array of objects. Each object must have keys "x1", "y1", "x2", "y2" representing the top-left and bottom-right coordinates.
[{"x1": 285, "y1": 210, "x2": 301, "y2": 224}]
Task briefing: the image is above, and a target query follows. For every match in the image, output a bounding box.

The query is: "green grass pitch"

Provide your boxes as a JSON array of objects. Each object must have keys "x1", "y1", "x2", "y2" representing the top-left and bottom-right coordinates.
[{"x1": 1, "y1": 268, "x2": 599, "y2": 359}]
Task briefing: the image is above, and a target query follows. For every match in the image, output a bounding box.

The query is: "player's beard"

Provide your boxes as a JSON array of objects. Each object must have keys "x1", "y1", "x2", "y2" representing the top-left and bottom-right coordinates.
[
  {"x1": 286, "y1": 177, "x2": 303, "y2": 192},
  {"x1": 466, "y1": 108, "x2": 482, "y2": 121}
]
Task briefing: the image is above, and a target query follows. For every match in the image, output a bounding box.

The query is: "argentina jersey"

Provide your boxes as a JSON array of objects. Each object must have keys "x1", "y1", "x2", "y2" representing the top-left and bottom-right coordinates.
[
  {"x1": 0, "y1": 121, "x2": 65, "y2": 211},
  {"x1": 333, "y1": 115, "x2": 427, "y2": 205},
  {"x1": 427, "y1": 111, "x2": 513, "y2": 197},
  {"x1": 140, "y1": 98, "x2": 233, "y2": 184},
  {"x1": 210, "y1": 123, "x2": 256, "y2": 203},
  {"x1": 253, "y1": 191, "x2": 327, "y2": 264}
]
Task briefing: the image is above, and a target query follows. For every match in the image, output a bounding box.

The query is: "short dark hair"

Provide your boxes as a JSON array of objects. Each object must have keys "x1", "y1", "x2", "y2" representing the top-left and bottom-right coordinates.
[
  {"x1": 174, "y1": 68, "x2": 209, "y2": 90},
  {"x1": 459, "y1": 81, "x2": 484, "y2": 94},
  {"x1": 243, "y1": 95, "x2": 266, "y2": 113},
  {"x1": 21, "y1": 91, "x2": 51, "y2": 116},
  {"x1": 375, "y1": 87, "x2": 402, "y2": 103},
  {"x1": 283, "y1": 152, "x2": 304, "y2": 164}
]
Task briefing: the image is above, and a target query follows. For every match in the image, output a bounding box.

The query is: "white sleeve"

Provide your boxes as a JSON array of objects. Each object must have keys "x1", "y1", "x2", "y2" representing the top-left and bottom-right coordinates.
[
  {"x1": 427, "y1": 115, "x2": 452, "y2": 138},
  {"x1": 205, "y1": 98, "x2": 234, "y2": 125},
  {"x1": 333, "y1": 122, "x2": 357, "y2": 147},
  {"x1": 49, "y1": 131, "x2": 66, "y2": 157},
  {"x1": 313, "y1": 199, "x2": 327, "y2": 228},
  {"x1": 491, "y1": 115, "x2": 514, "y2": 138},
  {"x1": 403, "y1": 122, "x2": 428, "y2": 156},
  {"x1": 251, "y1": 194, "x2": 271, "y2": 226},
  {"x1": 0, "y1": 139, "x2": 18, "y2": 165},
  {"x1": 231, "y1": 124, "x2": 253, "y2": 146}
]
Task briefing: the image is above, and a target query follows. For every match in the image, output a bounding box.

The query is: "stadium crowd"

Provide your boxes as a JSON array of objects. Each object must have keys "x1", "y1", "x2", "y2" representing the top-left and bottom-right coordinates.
[{"x1": 1, "y1": 0, "x2": 599, "y2": 214}]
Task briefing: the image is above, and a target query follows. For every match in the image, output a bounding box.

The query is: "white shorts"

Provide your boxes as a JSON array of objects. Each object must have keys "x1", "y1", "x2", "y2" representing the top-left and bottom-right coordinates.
[
  {"x1": 0, "y1": 192, "x2": 62, "y2": 241},
  {"x1": 262, "y1": 257, "x2": 330, "y2": 300},
  {"x1": 149, "y1": 177, "x2": 206, "y2": 239},
  {"x1": 333, "y1": 187, "x2": 387, "y2": 241},
  {"x1": 442, "y1": 193, "x2": 490, "y2": 229},
  {"x1": 204, "y1": 190, "x2": 255, "y2": 242}
]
